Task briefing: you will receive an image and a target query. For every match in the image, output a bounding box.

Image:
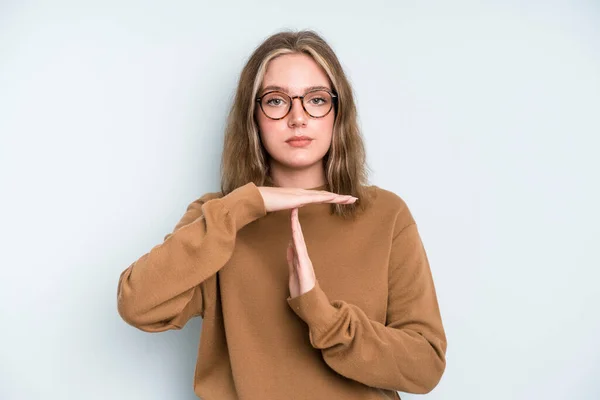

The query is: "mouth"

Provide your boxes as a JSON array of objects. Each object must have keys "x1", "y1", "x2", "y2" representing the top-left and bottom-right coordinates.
[
  {"x1": 286, "y1": 136, "x2": 313, "y2": 143},
  {"x1": 286, "y1": 137, "x2": 313, "y2": 148}
]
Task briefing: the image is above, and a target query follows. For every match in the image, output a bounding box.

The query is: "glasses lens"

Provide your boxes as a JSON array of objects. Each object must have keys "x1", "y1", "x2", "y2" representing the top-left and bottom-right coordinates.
[
  {"x1": 261, "y1": 92, "x2": 290, "y2": 119},
  {"x1": 303, "y1": 90, "x2": 333, "y2": 117}
]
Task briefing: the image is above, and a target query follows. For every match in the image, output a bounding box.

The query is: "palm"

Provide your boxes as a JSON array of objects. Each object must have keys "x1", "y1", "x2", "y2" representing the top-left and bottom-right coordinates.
[{"x1": 286, "y1": 208, "x2": 316, "y2": 298}]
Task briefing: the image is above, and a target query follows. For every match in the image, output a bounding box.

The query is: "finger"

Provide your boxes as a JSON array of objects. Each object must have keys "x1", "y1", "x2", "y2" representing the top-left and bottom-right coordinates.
[
  {"x1": 336, "y1": 196, "x2": 358, "y2": 204},
  {"x1": 309, "y1": 191, "x2": 344, "y2": 198},
  {"x1": 306, "y1": 192, "x2": 338, "y2": 202},
  {"x1": 287, "y1": 241, "x2": 298, "y2": 279},
  {"x1": 311, "y1": 190, "x2": 352, "y2": 197},
  {"x1": 287, "y1": 240, "x2": 297, "y2": 276},
  {"x1": 291, "y1": 209, "x2": 309, "y2": 261},
  {"x1": 290, "y1": 209, "x2": 300, "y2": 250},
  {"x1": 286, "y1": 240, "x2": 293, "y2": 265},
  {"x1": 290, "y1": 212, "x2": 317, "y2": 287},
  {"x1": 306, "y1": 193, "x2": 357, "y2": 205}
]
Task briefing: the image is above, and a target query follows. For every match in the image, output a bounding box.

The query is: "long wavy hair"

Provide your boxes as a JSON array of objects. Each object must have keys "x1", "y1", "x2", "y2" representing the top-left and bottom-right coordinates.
[{"x1": 220, "y1": 30, "x2": 371, "y2": 218}]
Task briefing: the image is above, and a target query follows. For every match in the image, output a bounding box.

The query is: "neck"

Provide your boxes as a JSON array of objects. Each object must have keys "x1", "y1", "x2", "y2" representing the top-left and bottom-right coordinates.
[{"x1": 269, "y1": 160, "x2": 326, "y2": 189}]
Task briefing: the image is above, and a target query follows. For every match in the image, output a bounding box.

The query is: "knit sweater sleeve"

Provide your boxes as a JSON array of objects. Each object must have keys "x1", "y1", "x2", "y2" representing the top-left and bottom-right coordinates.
[
  {"x1": 117, "y1": 182, "x2": 266, "y2": 332},
  {"x1": 286, "y1": 220, "x2": 447, "y2": 394}
]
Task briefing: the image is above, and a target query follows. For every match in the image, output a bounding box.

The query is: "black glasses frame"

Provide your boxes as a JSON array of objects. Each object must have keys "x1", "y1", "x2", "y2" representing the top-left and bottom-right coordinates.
[{"x1": 255, "y1": 88, "x2": 338, "y2": 120}]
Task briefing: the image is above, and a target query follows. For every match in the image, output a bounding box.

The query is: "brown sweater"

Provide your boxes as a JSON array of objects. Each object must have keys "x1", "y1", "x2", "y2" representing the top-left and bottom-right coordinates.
[{"x1": 117, "y1": 182, "x2": 446, "y2": 399}]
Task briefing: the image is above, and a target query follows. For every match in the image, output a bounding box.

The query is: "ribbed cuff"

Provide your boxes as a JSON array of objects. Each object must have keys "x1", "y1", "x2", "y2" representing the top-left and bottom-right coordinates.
[
  {"x1": 218, "y1": 182, "x2": 267, "y2": 230},
  {"x1": 287, "y1": 282, "x2": 340, "y2": 332}
]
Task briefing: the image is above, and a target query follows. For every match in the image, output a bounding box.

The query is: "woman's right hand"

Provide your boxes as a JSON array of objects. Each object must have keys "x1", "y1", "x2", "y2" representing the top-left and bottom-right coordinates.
[{"x1": 257, "y1": 186, "x2": 358, "y2": 212}]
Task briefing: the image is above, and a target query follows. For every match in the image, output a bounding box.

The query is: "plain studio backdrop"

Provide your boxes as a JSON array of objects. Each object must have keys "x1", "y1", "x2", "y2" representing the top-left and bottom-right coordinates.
[{"x1": 1, "y1": 1, "x2": 599, "y2": 399}]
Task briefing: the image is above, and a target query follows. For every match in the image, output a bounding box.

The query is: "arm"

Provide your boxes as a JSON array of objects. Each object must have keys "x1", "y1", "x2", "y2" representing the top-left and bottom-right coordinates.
[
  {"x1": 117, "y1": 182, "x2": 266, "y2": 332},
  {"x1": 287, "y1": 222, "x2": 447, "y2": 394}
]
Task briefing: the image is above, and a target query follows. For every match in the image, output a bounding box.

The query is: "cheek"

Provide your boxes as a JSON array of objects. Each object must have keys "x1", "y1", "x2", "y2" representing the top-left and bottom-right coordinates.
[
  {"x1": 255, "y1": 111, "x2": 270, "y2": 138},
  {"x1": 317, "y1": 115, "x2": 335, "y2": 142},
  {"x1": 255, "y1": 110, "x2": 267, "y2": 135},
  {"x1": 256, "y1": 115, "x2": 283, "y2": 148}
]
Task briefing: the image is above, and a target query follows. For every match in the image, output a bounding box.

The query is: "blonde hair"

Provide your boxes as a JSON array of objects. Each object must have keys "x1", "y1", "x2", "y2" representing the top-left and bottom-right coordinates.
[{"x1": 220, "y1": 30, "x2": 371, "y2": 218}]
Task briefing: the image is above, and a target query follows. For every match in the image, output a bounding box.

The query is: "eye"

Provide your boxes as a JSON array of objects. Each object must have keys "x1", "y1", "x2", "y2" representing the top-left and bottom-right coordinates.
[
  {"x1": 304, "y1": 90, "x2": 332, "y2": 107},
  {"x1": 308, "y1": 97, "x2": 327, "y2": 105},
  {"x1": 263, "y1": 92, "x2": 288, "y2": 107},
  {"x1": 267, "y1": 98, "x2": 284, "y2": 106}
]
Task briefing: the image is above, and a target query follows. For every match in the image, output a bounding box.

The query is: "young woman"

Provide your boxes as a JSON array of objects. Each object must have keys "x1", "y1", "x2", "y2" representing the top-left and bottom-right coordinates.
[{"x1": 117, "y1": 30, "x2": 447, "y2": 400}]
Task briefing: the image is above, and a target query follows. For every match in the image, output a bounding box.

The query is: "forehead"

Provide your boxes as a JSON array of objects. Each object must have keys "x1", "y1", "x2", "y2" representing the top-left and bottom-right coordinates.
[{"x1": 261, "y1": 53, "x2": 331, "y2": 92}]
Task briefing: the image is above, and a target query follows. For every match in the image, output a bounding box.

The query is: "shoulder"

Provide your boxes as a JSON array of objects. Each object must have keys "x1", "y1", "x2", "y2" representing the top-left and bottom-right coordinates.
[
  {"x1": 363, "y1": 184, "x2": 410, "y2": 213},
  {"x1": 363, "y1": 184, "x2": 416, "y2": 233}
]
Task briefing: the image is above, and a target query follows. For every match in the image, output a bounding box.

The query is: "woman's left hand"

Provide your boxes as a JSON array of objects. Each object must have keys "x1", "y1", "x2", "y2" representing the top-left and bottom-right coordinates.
[{"x1": 287, "y1": 208, "x2": 316, "y2": 298}]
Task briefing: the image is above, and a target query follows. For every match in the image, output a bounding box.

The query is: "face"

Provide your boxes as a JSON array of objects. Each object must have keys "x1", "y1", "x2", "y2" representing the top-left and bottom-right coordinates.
[{"x1": 255, "y1": 53, "x2": 335, "y2": 172}]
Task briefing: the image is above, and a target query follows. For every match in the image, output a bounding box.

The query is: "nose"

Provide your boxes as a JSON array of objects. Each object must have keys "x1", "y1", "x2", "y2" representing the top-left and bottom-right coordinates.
[{"x1": 287, "y1": 97, "x2": 307, "y2": 128}]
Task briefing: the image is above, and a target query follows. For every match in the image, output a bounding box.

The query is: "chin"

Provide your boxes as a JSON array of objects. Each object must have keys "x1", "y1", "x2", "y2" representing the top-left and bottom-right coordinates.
[{"x1": 274, "y1": 154, "x2": 325, "y2": 170}]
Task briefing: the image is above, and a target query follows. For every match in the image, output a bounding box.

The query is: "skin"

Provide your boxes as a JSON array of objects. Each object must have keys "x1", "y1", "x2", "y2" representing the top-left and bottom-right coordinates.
[
  {"x1": 254, "y1": 53, "x2": 350, "y2": 298},
  {"x1": 255, "y1": 52, "x2": 335, "y2": 190}
]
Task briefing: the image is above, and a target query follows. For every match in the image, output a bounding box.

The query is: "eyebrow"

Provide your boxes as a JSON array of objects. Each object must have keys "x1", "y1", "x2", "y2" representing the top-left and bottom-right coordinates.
[{"x1": 260, "y1": 85, "x2": 332, "y2": 95}]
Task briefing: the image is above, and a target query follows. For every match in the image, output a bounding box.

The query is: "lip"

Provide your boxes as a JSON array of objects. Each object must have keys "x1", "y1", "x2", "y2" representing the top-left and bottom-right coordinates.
[
  {"x1": 287, "y1": 139, "x2": 312, "y2": 148},
  {"x1": 286, "y1": 136, "x2": 313, "y2": 142}
]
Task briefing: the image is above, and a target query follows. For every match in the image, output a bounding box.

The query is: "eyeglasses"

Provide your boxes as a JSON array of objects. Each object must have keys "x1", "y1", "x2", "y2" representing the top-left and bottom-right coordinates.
[{"x1": 256, "y1": 88, "x2": 337, "y2": 120}]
